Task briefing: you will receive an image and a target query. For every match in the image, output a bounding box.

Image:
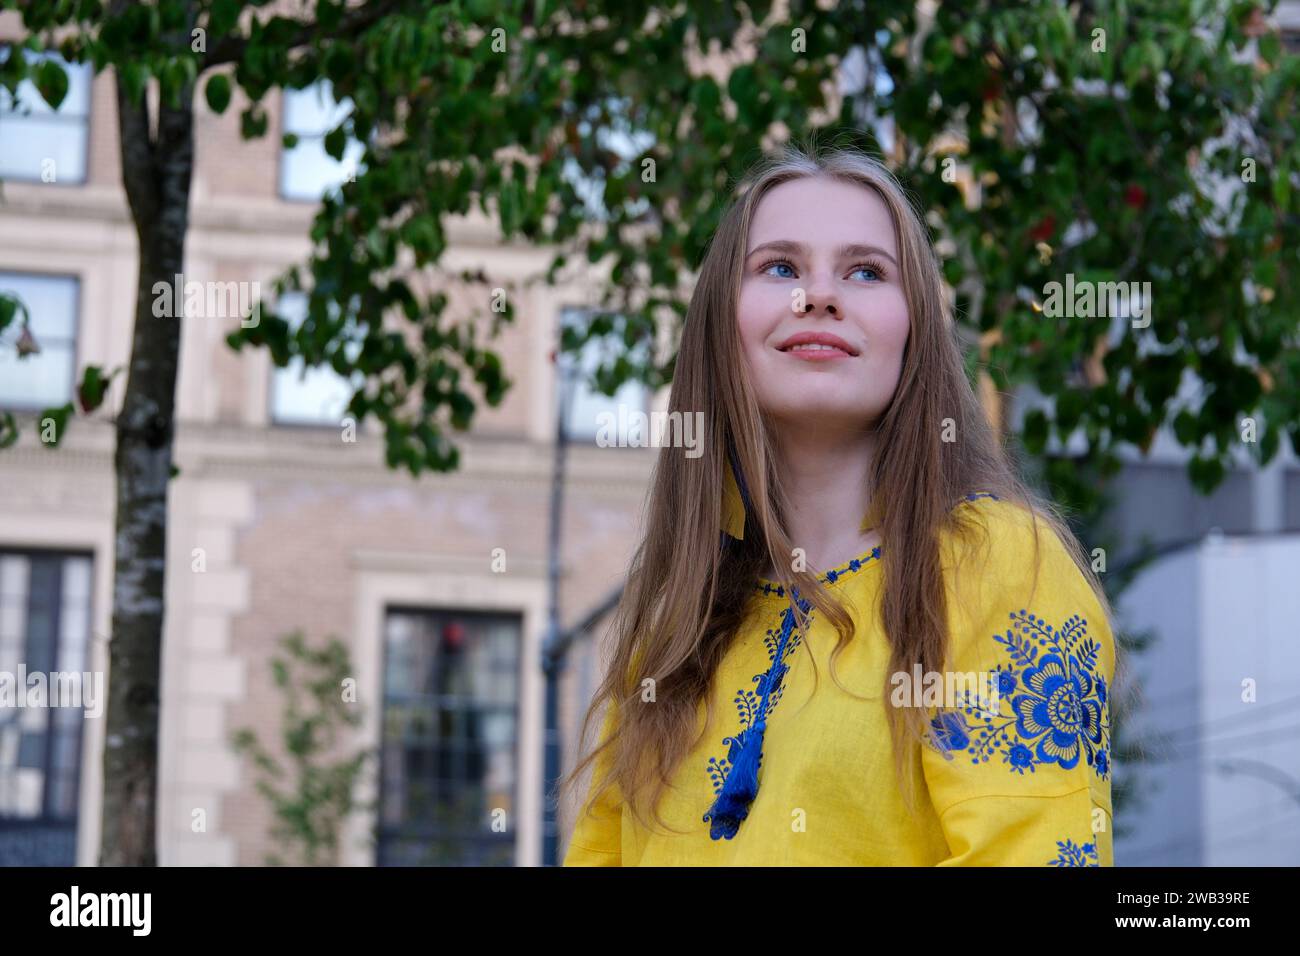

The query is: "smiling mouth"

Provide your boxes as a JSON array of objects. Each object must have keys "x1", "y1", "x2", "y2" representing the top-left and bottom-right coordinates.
[{"x1": 778, "y1": 343, "x2": 856, "y2": 358}]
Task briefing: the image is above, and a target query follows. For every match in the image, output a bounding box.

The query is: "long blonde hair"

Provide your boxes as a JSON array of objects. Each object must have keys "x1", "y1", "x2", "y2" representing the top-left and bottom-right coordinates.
[{"x1": 559, "y1": 140, "x2": 1116, "y2": 834}]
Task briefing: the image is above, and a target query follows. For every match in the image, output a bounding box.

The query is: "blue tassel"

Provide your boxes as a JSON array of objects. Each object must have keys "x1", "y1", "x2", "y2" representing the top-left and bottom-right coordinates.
[{"x1": 704, "y1": 589, "x2": 809, "y2": 840}]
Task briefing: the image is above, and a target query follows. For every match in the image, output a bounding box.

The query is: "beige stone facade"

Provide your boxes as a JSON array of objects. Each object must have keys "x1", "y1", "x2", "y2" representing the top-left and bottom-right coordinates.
[{"x1": 0, "y1": 51, "x2": 651, "y2": 866}]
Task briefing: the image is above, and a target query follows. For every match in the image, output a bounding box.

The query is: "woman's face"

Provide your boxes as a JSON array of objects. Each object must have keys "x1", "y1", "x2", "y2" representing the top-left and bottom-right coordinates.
[{"x1": 736, "y1": 176, "x2": 910, "y2": 430}]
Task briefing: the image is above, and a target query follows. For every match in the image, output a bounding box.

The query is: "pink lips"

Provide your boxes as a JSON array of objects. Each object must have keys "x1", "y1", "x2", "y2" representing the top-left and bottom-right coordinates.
[
  {"x1": 776, "y1": 330, "x2": 859, "y2": 360},
  {"x1": 783, "y1": 347, "x2": 852, "y2": 361}
]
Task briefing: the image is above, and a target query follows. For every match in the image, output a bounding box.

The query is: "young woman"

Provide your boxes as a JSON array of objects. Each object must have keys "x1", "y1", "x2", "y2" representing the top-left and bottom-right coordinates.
[{"x1": 559, "y1": 144, "x2": 1117, "y2": 866}]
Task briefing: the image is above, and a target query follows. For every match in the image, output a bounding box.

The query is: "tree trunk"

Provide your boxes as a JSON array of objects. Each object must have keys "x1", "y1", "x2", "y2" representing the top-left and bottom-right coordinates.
[{"x1": 99, "y1": 18, "x2": 195, "y2": 866}]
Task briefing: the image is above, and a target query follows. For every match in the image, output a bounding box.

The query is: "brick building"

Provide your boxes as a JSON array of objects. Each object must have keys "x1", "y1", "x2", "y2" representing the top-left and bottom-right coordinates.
[{"x1": 0, "y1": 25, "x2": 653, "y2": 865}]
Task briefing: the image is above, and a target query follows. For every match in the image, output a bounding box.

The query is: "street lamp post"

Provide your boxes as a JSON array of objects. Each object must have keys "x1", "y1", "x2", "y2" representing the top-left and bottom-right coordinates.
[{"x1": 540, "y1": 341, "x2": 574, "y2": 866}]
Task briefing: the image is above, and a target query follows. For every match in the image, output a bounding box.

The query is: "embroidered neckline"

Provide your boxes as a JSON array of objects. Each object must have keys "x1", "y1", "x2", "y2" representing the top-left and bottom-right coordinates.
[
  {"x1": 754, "y1": 546, "x2": 882, "y2": 597},
  {"x1": 705, "y1": 490, "x2": 1009, "y2": 843},
  {"x1": 751, "y1": 492, "x2": 1002, "y2": 597}
]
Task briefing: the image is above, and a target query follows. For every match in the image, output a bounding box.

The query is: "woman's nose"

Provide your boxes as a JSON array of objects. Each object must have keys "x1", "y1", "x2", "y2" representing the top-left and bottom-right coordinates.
[
  {"x1": 798, "y1": 275, "x2": 841, "y2": 316},
  {"x1": 803, "y1": 301, "x2": 838, "y2": 315}
]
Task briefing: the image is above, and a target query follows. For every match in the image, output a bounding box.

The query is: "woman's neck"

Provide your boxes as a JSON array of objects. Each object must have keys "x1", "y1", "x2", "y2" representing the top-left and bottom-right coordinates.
[{"x1": 758, "y1": 423, "x2": 880, "y2": 579}]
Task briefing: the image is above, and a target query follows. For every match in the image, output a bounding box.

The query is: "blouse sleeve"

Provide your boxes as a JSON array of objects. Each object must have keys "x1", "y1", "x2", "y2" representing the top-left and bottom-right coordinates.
[
  {"x1": 562, "y1": 699, "x2": 624, "y2": 866},
  {"x1": 920, "y1": 503, "x2": 1115, "y2": 866}
]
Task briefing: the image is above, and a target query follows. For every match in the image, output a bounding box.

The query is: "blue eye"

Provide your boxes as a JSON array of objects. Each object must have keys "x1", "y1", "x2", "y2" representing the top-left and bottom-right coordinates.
[
  {"x1": 850, "y1": 263, "x2": 885, "y2": 282},
  {"x1": 760, "y1": 260, "x2": 797, "y2": 279},
  {"x1": 758, "y1": 258, "x2": 889, "y2": 281}
]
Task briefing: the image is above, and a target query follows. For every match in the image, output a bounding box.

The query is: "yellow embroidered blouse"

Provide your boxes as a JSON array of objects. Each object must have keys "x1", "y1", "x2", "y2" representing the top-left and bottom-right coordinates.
[{"x1": 563, "y1": 494, "x2": 1115, "y2": 866}]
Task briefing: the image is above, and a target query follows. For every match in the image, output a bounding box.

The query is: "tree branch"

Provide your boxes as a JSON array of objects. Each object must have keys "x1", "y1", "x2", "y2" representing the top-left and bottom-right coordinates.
[
  {"x1": 114, "y1": 71, "x2": 159, "y2": 232},
  {"x1": 201, "y1": 0, "x2": 410, "y2": 73}
]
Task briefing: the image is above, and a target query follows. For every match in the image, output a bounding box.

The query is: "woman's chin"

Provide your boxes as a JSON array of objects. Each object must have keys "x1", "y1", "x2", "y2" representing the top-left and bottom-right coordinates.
[{"x1": 761, "y1": 398, "x2": 884, "y2": 428}]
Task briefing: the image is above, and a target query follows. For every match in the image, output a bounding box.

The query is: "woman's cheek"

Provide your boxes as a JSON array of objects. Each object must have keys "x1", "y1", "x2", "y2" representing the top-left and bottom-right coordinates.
[
  {"x1": 857, "y1": 295, "x2": 908, "y2": 399},
  {"x1": 736, "y1": 286, "x2": 782, "y2": 355},
  {"x1": 868, "y1": 290, "x2": 910, "y2": 356}
]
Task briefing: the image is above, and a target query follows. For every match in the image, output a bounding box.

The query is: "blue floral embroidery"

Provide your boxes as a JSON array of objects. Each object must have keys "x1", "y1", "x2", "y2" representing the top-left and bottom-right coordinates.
[
  {"x1": 1049, "y1": 838, "x2": 1099, "y2": 866},
  {"x1": 930, "y1": 711, "x2": 970, "y2": 751},
  {"x1": 928, "y1": 609, "x2": 1111, "y2": 780},
  {"x1": 703, "y1": 592, "x2": 812, "y2": 839},
  {"x1": 705, "y1": 542, "x2": 888, "y2": 839}
]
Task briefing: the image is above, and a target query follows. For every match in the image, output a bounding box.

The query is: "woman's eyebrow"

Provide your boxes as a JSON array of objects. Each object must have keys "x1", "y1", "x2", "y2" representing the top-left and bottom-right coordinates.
[{"x1": 745, "y1": 239, "x2": 899, "y2": 266}]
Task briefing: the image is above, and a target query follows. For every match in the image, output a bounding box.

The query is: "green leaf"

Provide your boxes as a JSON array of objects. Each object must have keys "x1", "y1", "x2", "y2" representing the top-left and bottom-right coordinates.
[
  {"x1": 317, "y1": 0, "x2": 343, "y2": 33},
  {"x1": 1272, "y1": 168, "x2": 1291, "y2": 207},
  {"x1": 1188, "y1": 454, "x2": 1226, "y2": 494},
  {"x1": 1259, "y1": 424, "x2": 1279, "y2": 465},
  {"x1": 120, "y1": 61, "x2": 148, "y2": 104},
  {"x1": 240, "y1": 106, "x2": 268, "y2": 139},
  {"x1": 76, "y1": 364, "x2": 119, "y2": 413},
  {"x1": 323, "y1": 126, "x2": 347, "y2": 161},
  {"x1": 1142, "y1": 38, "x2": 1165, "y2": 76},
  {"x1": 161, "y1": 56, "x2": 196, "y2": 109},
  {"x1": 205, "y1": 73, "x2": 232, "y2": 114},
  {"x1": 1023, "y1": 408, "x2": 1049, "y2": 454},
  {"x1": 36, "y1": 58, "x2": 69, "y2": 110},
  {"x1": 323, "y1": 45, "x2": 356, "y2": 85},
  {"x1": 1055, "y1": 388, "x2": 1085, "y2": 434},
  {"x1": 1259, "y1": 32, "x2": 1281, "y2": 65},
  {"x1": 37, "y1": 403, "x2": 74, "y2": 447},
  {"x1": 0, "y1": 411, "x2": 17, "y2": 450},
  {"x1": 207, "y1": 0, "x2": 242, "y2": 37},
  {"x1": 0, "y1": 294, "x2": 18, "y2": 334}
]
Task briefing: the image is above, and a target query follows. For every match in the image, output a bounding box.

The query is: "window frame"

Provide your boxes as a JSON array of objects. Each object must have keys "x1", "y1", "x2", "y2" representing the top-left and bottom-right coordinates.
[
  {"x1": 0, "y1": 51, "x2": 92, "y2": 187},
  {"x1": 0, "y1": 546, "x2": 95, "y2": 867},
  {"x1": 265, "y1": 290, "x2": 365, "y2": 429},
  {"x1": 0, "y1": 269, "x2": 82, "y2": 413},
  {"x1": 374, "y1": 604, "x2": 523, "y2": 867},
  {"x1": 557, "y1": 305, "x2": 652, "y2": 445},
  {"x1": 276, "y1": 80, "x2": 363, "y2": 205}
]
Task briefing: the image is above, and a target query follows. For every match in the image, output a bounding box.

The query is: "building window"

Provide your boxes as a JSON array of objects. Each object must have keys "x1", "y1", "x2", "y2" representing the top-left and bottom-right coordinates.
[
  {"x1": 559, "y1": 307, "x2": 651, "y2": 443},
  {"x1": 0, "y1": 550, "x2": 93, "y2": 866},
  {"x1": 0, "y1": 51, "x2": 91, "y2": 185},
  {"x1": 378, "y1": 608, "x2": 520, "y2": 866},
  {"x1": 279, "y1": 80, "x2": 364, "y2": 201},
  {"x1": 269, "y1": 291, "x2": 361, "y2": 426},
  {"x1": 0, "y1": 272, "x2": 79, "y2": 410}
]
